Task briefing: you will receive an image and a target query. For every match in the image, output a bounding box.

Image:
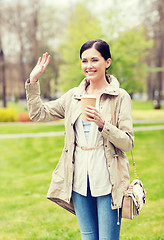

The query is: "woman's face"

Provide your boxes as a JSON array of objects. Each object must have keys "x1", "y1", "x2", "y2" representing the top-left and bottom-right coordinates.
[{"x1": 81, "y1": 47, "x2": 111, "y2": 82}]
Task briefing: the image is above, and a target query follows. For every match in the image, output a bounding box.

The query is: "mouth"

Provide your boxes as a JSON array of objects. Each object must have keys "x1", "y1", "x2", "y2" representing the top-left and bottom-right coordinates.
[{"x1": 86, "y1": 70, "x2": 97, "y2": 75}]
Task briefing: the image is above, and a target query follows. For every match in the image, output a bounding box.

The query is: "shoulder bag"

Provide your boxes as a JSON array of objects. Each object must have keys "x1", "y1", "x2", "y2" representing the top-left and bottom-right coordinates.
[{"x1": 110, "y1": 96, "x2": 146, "y2": 220}]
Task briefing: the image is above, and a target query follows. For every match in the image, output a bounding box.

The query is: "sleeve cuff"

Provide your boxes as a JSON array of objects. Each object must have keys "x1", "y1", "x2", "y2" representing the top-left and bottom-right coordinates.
[{"x1": 25, "y1": 79, "x2": 40, "y2": 95}]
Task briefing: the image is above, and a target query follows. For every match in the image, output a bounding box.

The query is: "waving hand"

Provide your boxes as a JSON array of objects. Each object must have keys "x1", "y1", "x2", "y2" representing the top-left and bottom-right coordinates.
[{"x1": 30, "y1": 52, "x2": 50, "y2": 83}]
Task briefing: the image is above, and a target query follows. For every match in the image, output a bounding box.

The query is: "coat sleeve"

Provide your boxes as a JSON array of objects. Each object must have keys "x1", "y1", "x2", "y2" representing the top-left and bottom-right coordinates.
[
  {"x1": 100, "y1": 90, "x2": 134, "y2": 152},
  {"x1": 25, "y1": 80, "x2": 66, "y2": 122}
]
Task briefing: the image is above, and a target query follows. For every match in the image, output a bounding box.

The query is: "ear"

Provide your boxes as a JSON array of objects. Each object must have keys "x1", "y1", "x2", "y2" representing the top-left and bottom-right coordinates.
[{"x1": 106, "y1": 58, "x2": 111, "y2": 69}]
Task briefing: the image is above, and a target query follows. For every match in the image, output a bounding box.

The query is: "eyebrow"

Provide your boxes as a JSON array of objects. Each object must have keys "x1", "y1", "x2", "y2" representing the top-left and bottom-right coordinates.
[{"x1": 82, "y1": 57, "x2": 99, "y2": 60}]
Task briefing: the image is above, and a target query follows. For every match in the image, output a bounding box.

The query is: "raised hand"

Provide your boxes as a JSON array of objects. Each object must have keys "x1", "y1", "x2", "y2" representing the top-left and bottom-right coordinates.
[{"x1": 30, "y1": 52, "x2": 50, "y2": 83}]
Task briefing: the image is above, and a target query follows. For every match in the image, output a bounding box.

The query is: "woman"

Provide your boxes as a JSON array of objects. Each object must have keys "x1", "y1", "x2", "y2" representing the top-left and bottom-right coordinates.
[{"x1": 26, "y1": 39, "x2": 134, "y2": 240}]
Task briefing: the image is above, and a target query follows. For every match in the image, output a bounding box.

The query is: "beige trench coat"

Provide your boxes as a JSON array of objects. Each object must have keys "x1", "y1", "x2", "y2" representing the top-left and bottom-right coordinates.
[{"x1": 25, "y1": 75, "x2": 134, "y2": 214}]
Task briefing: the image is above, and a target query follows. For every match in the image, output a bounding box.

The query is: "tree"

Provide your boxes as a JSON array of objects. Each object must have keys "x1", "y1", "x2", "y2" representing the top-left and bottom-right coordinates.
[
  {"x1": 0, "y1": 42, "x2": 6, "y2": 107},
  {"x1": 154, "y1": 0, "x2": 164, "y2": 108},
  {"x1": 107, "y1": 26, "x2": 153, "y2": 97},
  {"x1": 0, "y1": 0, "x2": 63, "y2": 100},
  {"x1": 0, "y1": 0, "x2": 40, "y2": 98},
  {"x1": 0, "y1": 2, "x2": 6, "y2": 107},
  {"x1": 58, "y1": 3, "x2": 153, "y2": 96},
  {"x1": 37, "y1": 4, "x2": 64, "y2": 99},
  {"x1": 58, "y1": 3, "x2": 103, "y2": 91},
  {"x1": 140, "y1": 0, "x2": 164, "y2": 107}
]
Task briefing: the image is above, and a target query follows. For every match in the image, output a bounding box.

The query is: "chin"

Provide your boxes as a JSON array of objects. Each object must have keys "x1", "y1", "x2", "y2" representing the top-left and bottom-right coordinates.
[{"x1": 86, "y1": 75, "x2": 97, "y2": 81}]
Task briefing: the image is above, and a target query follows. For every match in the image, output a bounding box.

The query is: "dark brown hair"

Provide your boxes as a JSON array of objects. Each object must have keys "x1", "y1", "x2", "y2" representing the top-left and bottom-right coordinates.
[{"x1": 80, "y1": 39, "x2": 111, "y2": 61}]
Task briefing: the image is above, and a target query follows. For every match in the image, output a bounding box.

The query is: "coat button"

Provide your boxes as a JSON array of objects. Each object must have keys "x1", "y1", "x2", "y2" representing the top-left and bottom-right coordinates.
[
  {"x1": 71, "y1": 123, "x2": 73, "y2": 126},
  {"x1": 65, "y1": 149, "x2": 68, "y2": 152},
  {"x1": 105, "y1": 145, "x2": 107, "y2": 147}
]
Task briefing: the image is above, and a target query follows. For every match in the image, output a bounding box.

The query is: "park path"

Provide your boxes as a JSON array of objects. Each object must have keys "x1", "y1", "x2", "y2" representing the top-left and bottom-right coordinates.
[{"x1": 0, "y1": 125, "x2": 164, "y2": 139}]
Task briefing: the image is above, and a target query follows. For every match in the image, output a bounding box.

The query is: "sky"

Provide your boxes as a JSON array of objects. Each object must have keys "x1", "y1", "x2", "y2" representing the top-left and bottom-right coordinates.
[{"x1": 44, "y1": 0, "x2": 142, "y2": 28}]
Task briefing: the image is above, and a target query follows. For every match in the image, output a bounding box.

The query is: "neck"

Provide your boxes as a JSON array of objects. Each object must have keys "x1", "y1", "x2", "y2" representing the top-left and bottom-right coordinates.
[{"x1": 87, "y1": 76, "x2": 109, "y2": 97}]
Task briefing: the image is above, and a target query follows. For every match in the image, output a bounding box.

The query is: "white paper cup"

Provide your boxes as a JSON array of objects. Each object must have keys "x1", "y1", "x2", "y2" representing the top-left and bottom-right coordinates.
[{"x1": 81, "y1": 95, "x2": 96, "y2": 121}]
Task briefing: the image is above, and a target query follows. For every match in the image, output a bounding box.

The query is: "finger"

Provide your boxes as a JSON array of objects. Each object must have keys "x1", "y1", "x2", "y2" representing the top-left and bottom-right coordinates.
[
  {"x1": 40, "y1": 54, "x2": 45, "y2": 64},
  {"x1": 41, "y1": 53, "x2": 47, "y2": 64},
  {"x1": 85, "y1": 110, "x2": 95, "y2": 120},
  {"x1": 37, "y1": 57, "x2": 41, "y2": 65},
  {"x1": 44, "y1": 55, "x2": 51, "y2": 68},
  {"x1": 85, "y1": 108, "x2": 99, "y2": 117},
  {"x1": 85, "y1": 115, "x2": 94, "y2": 122},
  {"x1": 86, "y1": 105, "x2": 96, "y2": 110},
  {"x1": 85, "y1": 108, "x2": 93, "y2": 115},
  {"x1": 86, "y1": 109, "x2": 102, "y2": 122},
  {"x1": 86, "y1": 118, "x2": 93, "y2": 122},
  {"x1": 85, "y1": 106, "x2": 100, "y2": 116},
  {"x1": 43, "y1": 52, "x2": 48, "y2": 64}
]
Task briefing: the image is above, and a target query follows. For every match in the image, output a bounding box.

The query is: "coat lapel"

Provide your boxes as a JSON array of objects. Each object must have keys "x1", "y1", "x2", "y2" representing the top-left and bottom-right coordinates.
[{"x1": 71, "y1": 99, "x2": 82, "y2": 125}]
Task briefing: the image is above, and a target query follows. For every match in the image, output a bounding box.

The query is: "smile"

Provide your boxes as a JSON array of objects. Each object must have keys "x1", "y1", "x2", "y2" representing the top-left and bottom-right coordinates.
[{"x1": 86, "y1": 70, "x2": 97, "y2": 74}]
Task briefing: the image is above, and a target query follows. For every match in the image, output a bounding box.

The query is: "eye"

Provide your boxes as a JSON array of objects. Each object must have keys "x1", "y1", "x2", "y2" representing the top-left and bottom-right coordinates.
[
  {"x1": 82, "y1": 59, "x2": 87, "y2": 63},
  {"x1": 92, "y1": 59, "x2": 98, "y2": 62}
]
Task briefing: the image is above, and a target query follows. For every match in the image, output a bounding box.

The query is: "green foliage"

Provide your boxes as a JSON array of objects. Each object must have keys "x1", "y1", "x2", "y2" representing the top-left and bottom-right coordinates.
[
  {"x1": 0, "y1": 108, "x2": 19, "y2": 122},
  {"x1": 108, "y1": 26, "x2": 153, "y2": 94},
  {"x1": 57, "y1": 4, "x2": 153, "y2": 94},
  {"x1": 58, "y1": 3, "x2": 103, "y2": 90}
]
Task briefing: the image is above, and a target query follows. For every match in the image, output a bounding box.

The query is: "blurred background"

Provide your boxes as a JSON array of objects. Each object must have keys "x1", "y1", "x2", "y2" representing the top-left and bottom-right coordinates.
[
  {"x1": 0, "y1": 0, "x2": 164, "y2": 239},
  {"x1": 0, "y1": 0, "x2": 163, "y2": 116}
]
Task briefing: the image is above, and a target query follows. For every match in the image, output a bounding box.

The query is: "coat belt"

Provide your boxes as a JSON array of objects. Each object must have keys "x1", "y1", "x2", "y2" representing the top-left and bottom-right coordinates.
[{"x1": 76, "y1": 143, "x2": 104, "y2": 150}]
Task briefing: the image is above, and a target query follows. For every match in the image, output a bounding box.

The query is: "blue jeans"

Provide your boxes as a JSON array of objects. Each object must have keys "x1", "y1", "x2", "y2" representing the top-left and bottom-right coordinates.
[{"x1": 72, "y1": 183, "x2": 121, "y2": 240}]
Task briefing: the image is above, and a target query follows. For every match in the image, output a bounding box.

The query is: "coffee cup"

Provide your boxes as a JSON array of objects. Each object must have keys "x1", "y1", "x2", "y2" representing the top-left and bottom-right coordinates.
[{"x1": 81, "y1": 95, "x2": 96, "y2": 121}]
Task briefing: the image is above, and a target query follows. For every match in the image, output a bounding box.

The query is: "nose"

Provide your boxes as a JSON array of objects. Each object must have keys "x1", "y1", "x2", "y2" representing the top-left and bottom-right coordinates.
[{"x1": 87, "y1": 61, "x2": 92, "y2": 68}]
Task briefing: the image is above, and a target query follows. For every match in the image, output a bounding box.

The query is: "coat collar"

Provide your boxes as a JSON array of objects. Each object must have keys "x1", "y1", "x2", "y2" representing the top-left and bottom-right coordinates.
[{"x1": 73, "y1": 74, "x2": 120, "y2": 100}]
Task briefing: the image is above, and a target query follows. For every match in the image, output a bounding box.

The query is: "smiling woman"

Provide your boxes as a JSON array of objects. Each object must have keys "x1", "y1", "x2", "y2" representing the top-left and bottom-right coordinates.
[
  {"x1": 80, "y1": 40, "x2": 112, "y2": 99},
  {"x1": 81, "y1": 48, "x2": 111, "y2": 85},
  {"x1": 25, "y1": 39, "x2": 134, "y2": 240}
]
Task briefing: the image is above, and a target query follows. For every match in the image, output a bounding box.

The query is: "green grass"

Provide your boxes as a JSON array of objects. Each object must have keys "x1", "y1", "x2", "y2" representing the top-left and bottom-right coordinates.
[
  {"x1": 132, "y1": 100, "x2": 155, "y2": 110},
  {"x1": 0, "y1": 119, "x2": 163, "y2": 136},
  {"x1": 0, "y1": 127, "x2": 163, "y2": 239},
  {"x1": 1, "y1": 121, "x2": 164, "y2": 136},
  {"x1": 7, "y1": 102, "x2": 27, "y2": 113},
  {"x1": 0, "y1": 123, "x2": 65, "y2": 134},
  {"x1": 132, "y1": 110, "x2": 164, "y2": 120},
  {"x1": 133, "y1": 122, "x2": 164, "y2": 127},
  {"x1": 131, "y1": 100, "x2": 164, "y2": 121},
  {"x1": 132, "y1": 100, "x2": 164, "y2": 110}
]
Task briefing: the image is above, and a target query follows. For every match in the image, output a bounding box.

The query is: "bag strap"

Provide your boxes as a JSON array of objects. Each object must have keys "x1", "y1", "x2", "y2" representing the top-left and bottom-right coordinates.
[{"x1": 110, "y1": 96, "x2": 138, "y2": 194}]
